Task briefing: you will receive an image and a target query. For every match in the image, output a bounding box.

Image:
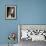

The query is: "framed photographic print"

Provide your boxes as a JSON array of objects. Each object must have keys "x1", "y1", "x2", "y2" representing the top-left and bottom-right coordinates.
[{"x1": 5, "y1": 5, "x2": 16, "y2": 20}]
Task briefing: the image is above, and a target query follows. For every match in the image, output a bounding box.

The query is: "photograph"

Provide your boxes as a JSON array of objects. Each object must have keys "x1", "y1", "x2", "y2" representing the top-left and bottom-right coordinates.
[{"x1": 5, "y1": 5, "x2": 16, "y2": 20}]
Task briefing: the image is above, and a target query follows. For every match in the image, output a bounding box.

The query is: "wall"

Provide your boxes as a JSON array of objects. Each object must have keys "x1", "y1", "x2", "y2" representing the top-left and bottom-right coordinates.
[
  {"x1": 17, "y1": 0, "x2": 46, "y2": 24},
  {"x1": 0, "y1": 0, "x2": 46, "y2": 44},
  {"x1": 0, "y1": 0, "x2": 18, "y2": 44}
]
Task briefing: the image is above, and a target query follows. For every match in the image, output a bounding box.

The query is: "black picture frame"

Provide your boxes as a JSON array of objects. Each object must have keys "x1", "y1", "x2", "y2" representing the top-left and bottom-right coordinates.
[{"x1": 5, "y1": 4, "x2": 16, "y2": 20}]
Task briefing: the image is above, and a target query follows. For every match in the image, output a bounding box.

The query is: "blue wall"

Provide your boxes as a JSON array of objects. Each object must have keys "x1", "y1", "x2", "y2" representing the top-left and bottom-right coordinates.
[
  {"x1": 0, "y1": 0, "x2": 46, "y2": 44},
  {"x1": 17, "y1": 0, "x2": 46, "y2": 24}
]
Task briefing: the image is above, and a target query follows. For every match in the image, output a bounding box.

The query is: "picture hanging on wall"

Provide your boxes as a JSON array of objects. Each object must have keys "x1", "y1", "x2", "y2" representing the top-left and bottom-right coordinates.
[{"x1": 5, "y1": 5, "x2": 16, "y2": 20}]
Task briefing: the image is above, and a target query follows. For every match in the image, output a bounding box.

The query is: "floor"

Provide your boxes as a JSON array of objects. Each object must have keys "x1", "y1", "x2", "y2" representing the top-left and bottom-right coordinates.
[
  {"x1": 19, "y1": 39, "x2": 46, "y2": 46},
  {"x1": 0, "y1": 44, "x2": 18, "y2": 46},
  {"x1": 0, "y1": 40, "x2": 46, "y2": 46}
]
